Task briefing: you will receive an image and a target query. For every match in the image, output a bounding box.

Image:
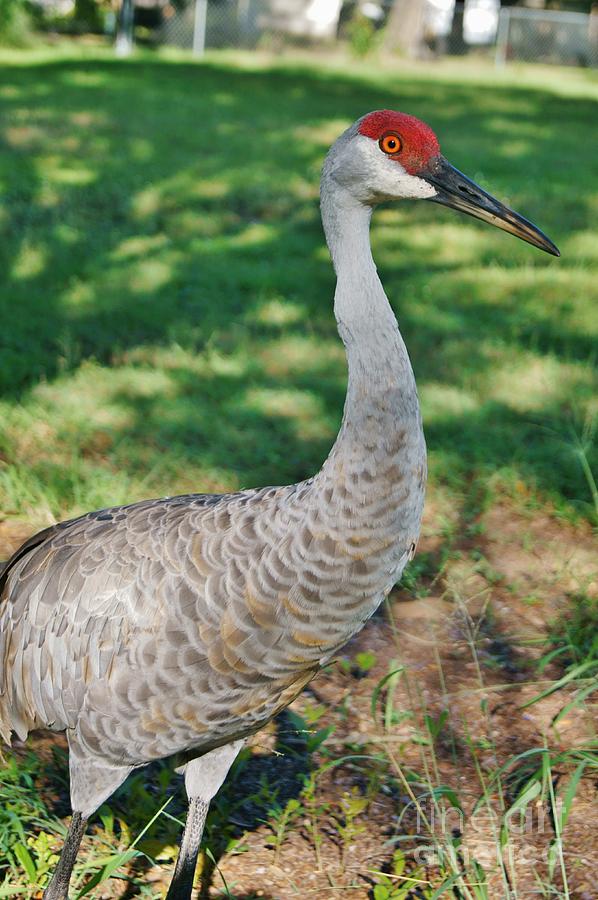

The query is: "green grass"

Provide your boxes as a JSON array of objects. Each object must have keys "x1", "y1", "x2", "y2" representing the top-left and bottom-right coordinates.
[
  {"x1": 0, "y1": 44, "x2": 597, "y2": 900},
  {"x1": 0, "y1": 45, "x2": 596, "y2": 528}
]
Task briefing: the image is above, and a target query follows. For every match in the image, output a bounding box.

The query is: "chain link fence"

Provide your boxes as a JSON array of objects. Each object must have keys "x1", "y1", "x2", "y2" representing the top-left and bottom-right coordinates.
[
  {"x1": 159, "y1": 0, "x2": 241, "y2": 51},
  {"x1": 157, "y1": 0, "x2": 343, "y2": 52},
  {"x1": 495, "y1": 6, "x2": 598, "y2": 68},
  {"x1": 153, "y1": 0, "x2": 598, "y2": 69}
]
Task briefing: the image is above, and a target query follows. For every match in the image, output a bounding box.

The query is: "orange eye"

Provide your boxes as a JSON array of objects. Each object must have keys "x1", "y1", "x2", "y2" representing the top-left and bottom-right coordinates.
[{"x1": 379, "y1": 132, "x2": 402, "y2": 155}]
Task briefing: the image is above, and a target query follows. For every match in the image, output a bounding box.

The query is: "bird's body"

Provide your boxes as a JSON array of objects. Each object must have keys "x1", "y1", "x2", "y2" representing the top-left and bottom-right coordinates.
[
  {"x1": 0, "y1": 108, "x2": 557, "y2": 899},
  {"x1": 0, "y1": 472, "x2": 421, "y2": 810}
]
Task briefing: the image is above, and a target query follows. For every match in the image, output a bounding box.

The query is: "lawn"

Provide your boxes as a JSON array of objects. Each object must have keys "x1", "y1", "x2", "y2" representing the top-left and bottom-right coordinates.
[{"x1": 0, "y1": 45, "x2": 597, "y2": 899}]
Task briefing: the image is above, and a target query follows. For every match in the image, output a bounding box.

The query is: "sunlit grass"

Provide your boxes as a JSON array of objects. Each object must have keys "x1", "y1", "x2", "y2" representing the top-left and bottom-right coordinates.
[{"x1": 0, "y1": 47, "x2": 595, "y2": 527}]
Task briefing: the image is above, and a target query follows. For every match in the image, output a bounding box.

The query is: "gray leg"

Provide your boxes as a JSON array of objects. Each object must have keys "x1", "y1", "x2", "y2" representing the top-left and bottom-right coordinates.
[
  {"x1": 165, "y1": 796, "x2": 209, "y2": 900},
  {"x1": 44, "y1": 739, "x2": 133, "y2": 900},
  {"x1": 166, "y1": 740, "x2": 244, "y2": 900},
  {"x1": 42, "y1": 811, "x2": 87, "y2": 900}
]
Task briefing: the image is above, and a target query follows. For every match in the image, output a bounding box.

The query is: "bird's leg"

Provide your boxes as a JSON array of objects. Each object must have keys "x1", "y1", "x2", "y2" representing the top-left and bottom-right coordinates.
[
  {"x1": 165, "y1": 740, "x2": 244, "y2": 900},
  {"x1": 165, "y1": 795, "x2": 209, "y2": 900},
  {"x1": 42, "y1": 811, "x2": 87, "y2": 900}
]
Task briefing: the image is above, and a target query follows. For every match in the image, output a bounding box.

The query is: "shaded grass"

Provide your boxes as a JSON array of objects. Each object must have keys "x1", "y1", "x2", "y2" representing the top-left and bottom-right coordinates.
[{"x1": 0, "y1": 47, "x2": 597, "y2": 528}]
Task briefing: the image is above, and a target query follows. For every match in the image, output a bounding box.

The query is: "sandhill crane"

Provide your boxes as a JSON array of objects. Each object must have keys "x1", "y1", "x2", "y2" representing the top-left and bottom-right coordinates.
[{"x1": 0, "y1": 109, "x2": 558, "y2": 900}]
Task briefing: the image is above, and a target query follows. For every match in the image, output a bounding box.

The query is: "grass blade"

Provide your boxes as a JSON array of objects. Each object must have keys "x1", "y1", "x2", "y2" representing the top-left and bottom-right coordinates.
[{"x1": 519, "y1": 661, "x2": 598, "y2": 709}]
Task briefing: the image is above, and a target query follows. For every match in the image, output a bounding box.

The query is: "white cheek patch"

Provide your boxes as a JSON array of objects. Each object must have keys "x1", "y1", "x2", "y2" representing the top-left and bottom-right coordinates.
[
  {"x1": 392, "y1": 168, "x2": 437, "y2": 200},
  {"x1": 374, "y1": 154, "x2": 437, "y2": 201}
]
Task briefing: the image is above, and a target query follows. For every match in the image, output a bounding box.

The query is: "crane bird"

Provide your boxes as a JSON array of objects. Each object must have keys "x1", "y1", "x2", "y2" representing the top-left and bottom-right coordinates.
[{"x1": 0, "y1": 110, "x2": 558, "y2": 900}]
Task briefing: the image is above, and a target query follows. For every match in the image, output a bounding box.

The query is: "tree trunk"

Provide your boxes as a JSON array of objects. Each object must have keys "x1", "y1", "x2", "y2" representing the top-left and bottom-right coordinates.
[{"x1": 383, "y1": 0, "x2": 426, "y2": 57}]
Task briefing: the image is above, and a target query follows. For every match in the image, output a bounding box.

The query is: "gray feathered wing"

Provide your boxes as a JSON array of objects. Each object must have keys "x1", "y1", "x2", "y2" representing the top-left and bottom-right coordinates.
[{"x1": 0, "y1": 487, "x2": 318, "y2": 768}]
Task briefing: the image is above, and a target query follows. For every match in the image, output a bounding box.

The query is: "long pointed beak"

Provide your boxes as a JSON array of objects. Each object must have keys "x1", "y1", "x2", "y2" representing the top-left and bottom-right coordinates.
[{"x1": 421, "y1": 156, "x2": 560, "y2": 257}]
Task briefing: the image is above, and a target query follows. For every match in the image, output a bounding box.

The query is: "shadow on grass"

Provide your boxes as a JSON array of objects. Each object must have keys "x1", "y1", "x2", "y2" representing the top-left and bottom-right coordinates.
[
  {"x1": 1, "y1": 57, "x2": 594, "y2": 387},
  {"x1": 1, "y1": 54, "x2": 595, "y2": 516}
]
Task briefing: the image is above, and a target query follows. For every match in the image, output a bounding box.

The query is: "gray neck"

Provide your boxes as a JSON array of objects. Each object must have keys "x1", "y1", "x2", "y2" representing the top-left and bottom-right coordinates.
[{"x1": 318, "y1": 180, "x2": 422, "y2": 485}]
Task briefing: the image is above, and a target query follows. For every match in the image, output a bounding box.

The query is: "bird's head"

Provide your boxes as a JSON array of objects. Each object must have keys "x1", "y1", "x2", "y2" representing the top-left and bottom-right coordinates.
[{"x1": 323, "y1": 109, "x2": 559, "y2": 257}]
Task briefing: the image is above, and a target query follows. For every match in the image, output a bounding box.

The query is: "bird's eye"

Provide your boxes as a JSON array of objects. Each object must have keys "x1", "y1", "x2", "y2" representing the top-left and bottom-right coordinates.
[{"x1": 379, "y1": 132, "x2": 402, "y2": 155}]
